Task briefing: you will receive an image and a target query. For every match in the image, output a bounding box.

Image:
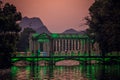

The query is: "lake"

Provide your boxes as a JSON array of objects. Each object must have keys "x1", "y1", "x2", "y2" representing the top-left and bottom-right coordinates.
[{"x1": 1, "y1": 63, "x2": 120, "y2": 80}]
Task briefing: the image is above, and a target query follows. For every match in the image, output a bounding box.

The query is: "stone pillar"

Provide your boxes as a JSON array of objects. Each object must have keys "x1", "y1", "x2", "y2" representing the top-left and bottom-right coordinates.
[
  {"x1": 66, "y1": 39, "x2": 68, "y2": 51},
  {"x1": 79, "y1": 40, "x2": 81, "y2": 51},
  {"x1": 70, "y1": 39, "x2": 71, "y2": 50},
  {"x1": 71, "y1": 39, "x2": 73, "y2": 51},
  {"x1": 48, "y1": 41, "x2": 50, "y2": 55},
  {"x1": 61, "y1": 39, "x2": 63, "y2": 51},
  {"x1": 72, "y1": 39, "x2": 74, "y2": 51},
  {"x1": 63, "y1": 39, "x2": 65, "y2": 51},
  {"x1": 68, "y1": 39, "x2": 70, "y2": 51},
  {"x1": 55, "y1": 40, "x2": 58, "y2": 52},
  {"x1": 81, "y1": 39, "x2": 83, "y2": 53},
  {"x1": 58, "y1": 39, "x2": 61, "y2": 51},
  {"x1": 64, "y1": 39, "x2": 66, "y2": 51},
  {"x1": 86, "y1": 39, "x2": 89, "y2": 55},
  {"x1": 57, "y1": 39, "x2": 59, "y2": 52},
  {"x1": 74, "y1": 39, "x2": 76, "y2": 51},
  {"x1": 77, "y1": 39, "x2": 80, "y2": 50},
  {"x1": 52, "y1": 39, "x2": 54, "y2": 52},
  {"x1": 83, "y1": 39, "x2": 85, "y2": 54},
  {"x1": 84, "y1": 39, "x2": 86, "y2": 54}
]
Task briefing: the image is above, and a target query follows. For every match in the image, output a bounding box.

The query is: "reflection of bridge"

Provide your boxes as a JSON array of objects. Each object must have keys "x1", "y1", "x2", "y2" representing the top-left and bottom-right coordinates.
[
  {"x1": 11, "y1": 55, "x2": 120, "y2": 64},
  {"x1": 12, "y1": 33, "x2": 120, "y2": 64}
]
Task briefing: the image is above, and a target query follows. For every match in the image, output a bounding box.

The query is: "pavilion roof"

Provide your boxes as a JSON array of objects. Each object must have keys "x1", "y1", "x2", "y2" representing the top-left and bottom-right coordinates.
[{"x1": 32, "y1": 33, "x2": 89, "y2": 39}]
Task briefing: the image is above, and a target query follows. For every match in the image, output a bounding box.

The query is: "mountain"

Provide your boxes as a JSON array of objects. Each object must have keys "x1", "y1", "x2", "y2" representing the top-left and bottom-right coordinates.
[
  {"x1": 19, "y1": 16, "x2": 50, "y2": 34},
  {"x1": 63, "y1": 28, "x2": 78, "y2": 34},
  {"x1": 63, "y1": 28, "x2": 86, "y2": 34}
]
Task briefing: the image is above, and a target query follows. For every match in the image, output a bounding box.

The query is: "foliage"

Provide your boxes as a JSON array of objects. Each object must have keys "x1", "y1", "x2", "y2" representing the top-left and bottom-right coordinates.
[
  {"x1": 86, "y1": 0, "x2": 120, "y2": 55},
  {"x1": 0, "y1": 2, "x2": 21, "y2": 68},
  {"x1": 0, "y1": 2, "x2": 22, "y2": 53},
  {"x1": 16, "y1": 27, "x2": 35, "y2": 52}
]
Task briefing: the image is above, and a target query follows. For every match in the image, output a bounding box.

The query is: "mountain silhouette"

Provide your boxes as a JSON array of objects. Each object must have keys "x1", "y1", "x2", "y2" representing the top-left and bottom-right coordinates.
[
  {"x1": 63, "y1": 28, "x2": 86, "y2": 34},
  {"x1": 63, "y1": 28, "x2": 78, "y2": 33},
  {"x1": 19, "y1": 16, "x2": 50, "y2": 34}
]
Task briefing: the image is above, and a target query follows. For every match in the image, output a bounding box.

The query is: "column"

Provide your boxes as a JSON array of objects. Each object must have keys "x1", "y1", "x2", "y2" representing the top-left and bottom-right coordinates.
[
  {"x1": 55, "y1": 40, "x2": 58, "y2": 52},
  {"x1": 86, "y1": 39, "x2": 89, "y2": 54},
  {"x1": 81, "y1": 39, "x2": 83, "y2": 53},
  {"x1": 79, "y1": 40, "x2": 81, "y2": 50},
  {"x1": 66, "y1": 39, "x2": 68, "y2": 51},
  {"x1": 65, "y1": 39, "x2": 67, "y2": 51},
  {"x1": 77, "y1": 39, "x2": 80, "y2": 50},
  {"x1": 70, "y1": 39, "x2": 71, "y2": 50},
  {"x1": 52, "y1": 39, "x2": 54, "y2": 52},
  {"x1": 58, "y1": 39, "x2": 60, "y2": 52},
  {"x1": 68, "y1": 39, "x2": 70, "y2": 51},
  {"x1": 74, "y1": 39, "x2": 76, "y2": 51},
  {"x1": 83, "y1": 39, "x2": 85, "y2": 53},
  {"x1": 61, "y1": 39, "x2": 63, "y2": 51},
  {"x1": 84, "y1": 39, "x2": 86, "y2": 54},
  {"x1": 57, "y1": 39, "x2": 59, "y2": 51},
  {"x1": 63, "y1": 39, "x2": 65, "y2": 51},
  {"x1": 71, "y1": 39, "x2": 73, "y2": 50},
  {"x1": 54, "y1": 40, "x2": 56, "y2": 52}
]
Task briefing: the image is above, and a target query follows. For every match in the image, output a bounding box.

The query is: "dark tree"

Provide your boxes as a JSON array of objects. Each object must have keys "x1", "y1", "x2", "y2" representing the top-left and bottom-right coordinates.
[
  {"x1": 0, "y1": 2, "x2": 22, "y2": 68},
  {"x1": 16, "y1": 27, "x2": 35, "y2": 52},
  {"x1": 86, "y1": 0, "x2": 120, "y2": 55}
]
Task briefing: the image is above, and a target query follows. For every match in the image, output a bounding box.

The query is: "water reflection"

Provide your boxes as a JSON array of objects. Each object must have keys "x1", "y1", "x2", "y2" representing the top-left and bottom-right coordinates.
[{"x1": 10, "y1": 64, "x2": 120, "y2": 80}]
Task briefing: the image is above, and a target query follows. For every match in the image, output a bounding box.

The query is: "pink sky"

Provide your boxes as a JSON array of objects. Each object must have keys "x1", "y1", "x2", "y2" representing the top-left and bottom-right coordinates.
[{"x1": 4, "y1": 0, "x2": 94, "y2": 33}]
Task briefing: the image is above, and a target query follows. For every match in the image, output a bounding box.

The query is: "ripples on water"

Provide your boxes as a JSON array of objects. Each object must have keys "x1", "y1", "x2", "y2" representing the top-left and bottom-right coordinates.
[{"x1": 0, "y1": 64, "x2": 120, "y2": 80}]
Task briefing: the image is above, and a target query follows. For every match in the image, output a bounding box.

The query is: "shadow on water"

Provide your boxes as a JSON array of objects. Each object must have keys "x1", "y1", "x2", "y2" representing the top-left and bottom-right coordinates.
[{"x1": 1, "y1": 63, "x2": 120, "y2": 80}]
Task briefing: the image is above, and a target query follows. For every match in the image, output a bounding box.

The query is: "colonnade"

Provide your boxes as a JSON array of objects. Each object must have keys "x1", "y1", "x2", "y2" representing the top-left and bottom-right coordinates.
[
  {"x1": 52, "y1": 39, "x2": 91, "y2": 54},
  {"x1": 29, "y1": 33, "x2": 94, "y2": 56}
]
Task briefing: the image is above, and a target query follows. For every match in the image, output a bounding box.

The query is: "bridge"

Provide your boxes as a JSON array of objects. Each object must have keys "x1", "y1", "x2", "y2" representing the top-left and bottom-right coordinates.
[{"x1": 11, "y1": 54, "x2": 120, "y2": 64}]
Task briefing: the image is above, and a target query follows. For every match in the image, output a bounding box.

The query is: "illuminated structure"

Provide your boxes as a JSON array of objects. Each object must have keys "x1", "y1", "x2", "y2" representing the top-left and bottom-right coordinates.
[
  {"x1": 29, "y1": 33, "x2": 96, "y2": 56},
  {"x1": 12, "y1": 33, "x2": 118, "y2": 63}
]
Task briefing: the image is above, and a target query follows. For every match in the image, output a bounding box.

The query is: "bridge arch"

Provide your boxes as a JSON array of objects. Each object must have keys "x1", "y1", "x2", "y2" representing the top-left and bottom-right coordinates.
[{"x1": 55, "y1": 60, "x2": 80, "y2": 66}]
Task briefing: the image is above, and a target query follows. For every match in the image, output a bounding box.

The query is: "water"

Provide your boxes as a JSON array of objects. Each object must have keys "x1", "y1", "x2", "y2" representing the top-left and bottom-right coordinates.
[{"x1": 0, "y1": 63, "x2": 119, "y2": 80}]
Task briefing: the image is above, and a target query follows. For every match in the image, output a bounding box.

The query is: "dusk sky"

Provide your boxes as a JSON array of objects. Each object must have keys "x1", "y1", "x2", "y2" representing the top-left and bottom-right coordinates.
[{"x1": 4, "y1": 0, "x2": 94, "y2": 33}]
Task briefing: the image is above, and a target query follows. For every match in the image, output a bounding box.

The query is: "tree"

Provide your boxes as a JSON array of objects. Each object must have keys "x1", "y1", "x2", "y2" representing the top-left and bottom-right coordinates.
[
  {"x1": 86, "y1": 0, "x2": 120, "y2": 55},
  {"x1": 0, "y1": 2, "x2": 22, "y2": 68},
  {"x1": 16, "y1": 27, "x2": 35, "y2": 52}
]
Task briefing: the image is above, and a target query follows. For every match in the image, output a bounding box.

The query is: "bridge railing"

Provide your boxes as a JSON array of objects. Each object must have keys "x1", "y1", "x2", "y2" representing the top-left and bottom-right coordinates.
[
  {"x1": 14, "y1": 52, "x2": 101, "y2": 57},
  {"x1": 13, "y1": 51, "x2": 120, "y2": 57}
]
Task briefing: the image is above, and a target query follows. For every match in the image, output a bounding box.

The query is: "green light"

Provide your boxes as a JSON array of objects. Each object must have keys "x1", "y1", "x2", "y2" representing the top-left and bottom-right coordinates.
[
  {"x1": 32, "y1": 33, "x2": 39, "y2": 38},
  {"x1": 12, "y1": 58, "x2": 19, "y2": 62},
  {"x1": 66, "y1": 34, "x2": 71, "y2": 38},
  {"x1": 11, "y1": 66, "x2": 19, "y2": 79},
  {"x1": 26, "y1": 58, "x2": 33, "y2": 61},
  {"x1": 72, "y1": 34, "x2": 76, "y2": 38},
  {"x1": 51, "y1": 33, "x2": 59, "y2": 38},
  {"x1": 38, "y1": 39, "x2": 49, "y2": 42},
  {"x1": 39, "y1": 33, "x2": 49, "y2": 39},
  {"x1": 59, "y1": 34, "x2": 64, "y2": 38}
]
